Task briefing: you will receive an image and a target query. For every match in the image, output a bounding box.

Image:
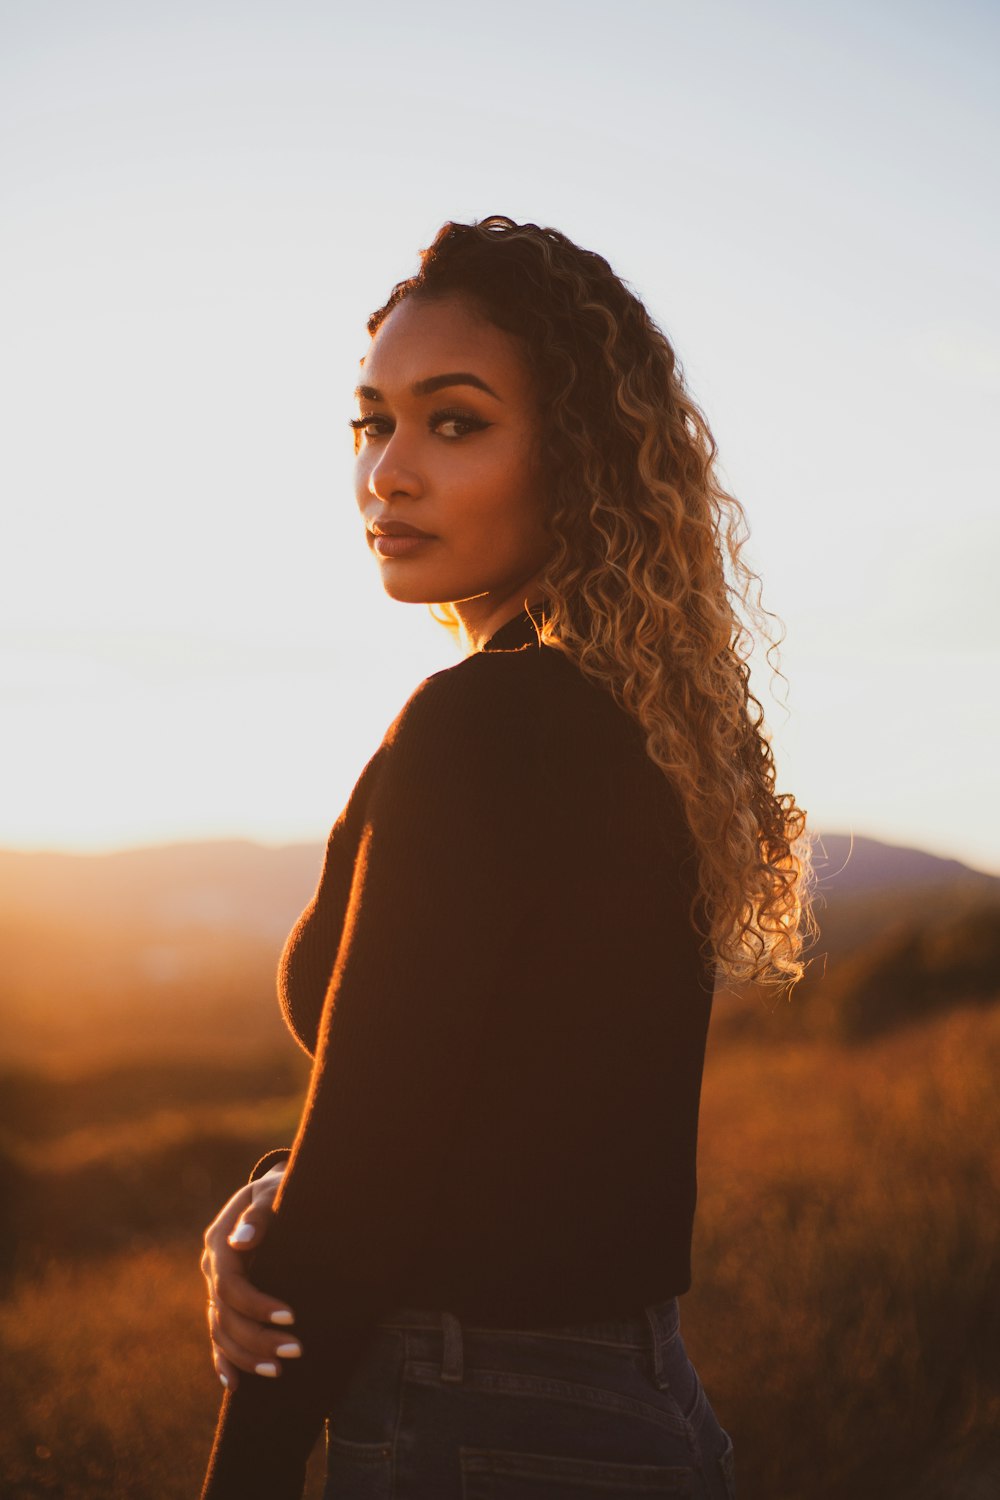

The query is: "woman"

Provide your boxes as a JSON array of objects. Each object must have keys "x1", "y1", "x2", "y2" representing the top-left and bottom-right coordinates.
[{"x1": 199, "y1": 215, "x2": 816, "y2": 1499}]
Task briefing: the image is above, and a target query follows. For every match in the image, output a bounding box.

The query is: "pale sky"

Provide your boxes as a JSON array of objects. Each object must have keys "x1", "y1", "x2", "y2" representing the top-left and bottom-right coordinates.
[{"x1": 2, "y1": 0, "x2": 997, "y2": 872}]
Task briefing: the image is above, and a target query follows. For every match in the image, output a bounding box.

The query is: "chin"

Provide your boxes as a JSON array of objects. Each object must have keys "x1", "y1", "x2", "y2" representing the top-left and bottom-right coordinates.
[
  {"x1": 373, "y1": 559, "x2": 497, "y2": 610},
  {"x1": 375, "y1": 568, "x2": 445, "y2": 606}
]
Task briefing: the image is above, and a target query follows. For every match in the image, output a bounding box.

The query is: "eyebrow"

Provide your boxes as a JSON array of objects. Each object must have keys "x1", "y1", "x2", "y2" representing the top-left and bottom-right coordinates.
[{"x1": 354, "y1": 372, "x2": 503, "y2": 403}]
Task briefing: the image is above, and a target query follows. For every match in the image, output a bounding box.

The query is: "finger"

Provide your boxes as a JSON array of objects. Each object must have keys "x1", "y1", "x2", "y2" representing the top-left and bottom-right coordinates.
[
  {"x1": 250, "y1": 1161, "x2": 288, "y2": 1197},
  {"x1": 210, "y1": 1303, "x2": 288, "y2": 1379},
  {"x1": 204, "y1": 1184, "x2": 255, "y2": 1246},
  {"x1": 213, "y1": 1349, "x2": 240, "y2": 1393},
  {"x1": 226, "y1": 1200, "x2": 276, "y2": 1251},
  {"x1": 214, "y1": 1251, "x2": 296, "y2": 1328},
  {"x1": 214, "y1": 1299, "x2": 303, "y2": 1367},
  {"x1": 206, "y1": 1297, "x2": 238, "y2": 1388}
]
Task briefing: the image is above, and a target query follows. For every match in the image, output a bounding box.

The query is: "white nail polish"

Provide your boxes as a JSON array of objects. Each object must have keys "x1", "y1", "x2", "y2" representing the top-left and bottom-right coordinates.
[
  {"x1": 270, "y1": 1309, "x2": 294, "y2": 1326},
  {"x1": 276, "y1": 1342, "x2": 302, "y2": 1358},
  {"x1": 229, "y1": 1222, "x2": 256, "y2": 1245},
  {"x1": 255, "y1": 1361, "x2": 279, "y2": 1377}
]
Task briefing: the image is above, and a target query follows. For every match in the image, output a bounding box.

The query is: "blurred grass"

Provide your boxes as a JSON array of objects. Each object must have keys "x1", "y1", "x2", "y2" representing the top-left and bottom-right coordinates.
[
  {"x1": 688, "y1": 997, "x2": 1000, "y2": 1498},
  {"x1": 7, "y1": 1096, "x2": 301, "y2": 1175},
  {"x1": 0, "y1": 1241, "x2": 331, "y2": 1499},
  {"x1": 0, "y1": 1000, "x2": 998, "y2": 1498},
  {"x1": 0, "y1": 1053, "x2": 310, "y2": 1144},
  {"x1": 0, "y1": 1244, "x2": 234, "y2": 1500}
]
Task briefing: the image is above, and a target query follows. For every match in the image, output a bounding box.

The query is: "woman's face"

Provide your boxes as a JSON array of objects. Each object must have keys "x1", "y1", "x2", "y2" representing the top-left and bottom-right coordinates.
[{"x1": 352, "y1": 293, "x2": 553, "y2": 621}]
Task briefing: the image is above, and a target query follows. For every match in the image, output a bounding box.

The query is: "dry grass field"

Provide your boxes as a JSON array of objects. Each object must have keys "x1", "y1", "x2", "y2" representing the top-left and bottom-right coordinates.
[
  {"x1": 688, "y1": 998, "x2": 1000, "y2": 1499},
  {"x1": 0, "y1": 998, "x2": 997, "y2": 1499}
]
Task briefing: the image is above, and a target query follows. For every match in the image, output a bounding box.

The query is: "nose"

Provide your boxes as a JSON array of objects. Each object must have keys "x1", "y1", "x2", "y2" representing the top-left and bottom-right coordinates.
[{"x1": 367, "y1": 432, "x2": 423, "y2": 503}]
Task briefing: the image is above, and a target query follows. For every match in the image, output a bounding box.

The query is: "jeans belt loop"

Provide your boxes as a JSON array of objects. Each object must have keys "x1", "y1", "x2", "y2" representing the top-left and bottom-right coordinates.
[
  {"x1": 440, "y1": 1310, "x2": 464, "y2": 1383},
  {"x1": 643, "y1": 1301, "x2": 671, "y2": 1390}
]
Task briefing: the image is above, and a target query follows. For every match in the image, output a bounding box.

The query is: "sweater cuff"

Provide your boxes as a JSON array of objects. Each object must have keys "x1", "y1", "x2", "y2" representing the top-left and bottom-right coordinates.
[{"x1": 249, "y1": 1148, "x2": 293, "y2": 1183}]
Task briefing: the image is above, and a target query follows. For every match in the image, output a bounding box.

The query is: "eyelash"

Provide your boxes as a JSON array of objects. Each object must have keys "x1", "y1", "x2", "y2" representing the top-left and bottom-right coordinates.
[{"x1": 347, "y1": 407, "x2": 490, "y2": 442}]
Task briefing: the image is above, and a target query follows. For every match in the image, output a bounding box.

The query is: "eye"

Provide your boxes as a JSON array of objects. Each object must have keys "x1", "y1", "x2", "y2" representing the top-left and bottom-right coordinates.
[
  {"x1": 427, "y1": 407, "x2": 491, "y2": 439},
  {"x1": 346, "y1": 408, "x2": 491, "y2": 443},
  {"x1": 347, "y1": 415, "x2": 389, "y2": 441}
]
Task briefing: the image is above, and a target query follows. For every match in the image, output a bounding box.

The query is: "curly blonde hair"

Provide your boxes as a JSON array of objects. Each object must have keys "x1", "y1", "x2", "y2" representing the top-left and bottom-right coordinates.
[{"x1": 362, "y1": 214, "x2": 819, "y2": 994}]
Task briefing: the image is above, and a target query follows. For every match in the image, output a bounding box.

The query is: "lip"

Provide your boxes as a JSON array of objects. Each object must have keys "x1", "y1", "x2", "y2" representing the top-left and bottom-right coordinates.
[
  {"x1": 371, "y1": 532, "x2": 435, "y2": 559},
  {"x1": 368, "y1": 520, "x2": 436, "y2": 538}
]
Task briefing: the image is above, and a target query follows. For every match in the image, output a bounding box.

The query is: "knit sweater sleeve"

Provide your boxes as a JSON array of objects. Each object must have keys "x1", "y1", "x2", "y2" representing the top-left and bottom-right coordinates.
[{"x1": 200, "y1": 663, "x2": 544, "y2": 1499}]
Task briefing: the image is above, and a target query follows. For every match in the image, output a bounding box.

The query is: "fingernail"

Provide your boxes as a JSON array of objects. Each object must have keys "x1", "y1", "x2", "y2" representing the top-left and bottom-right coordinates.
[
  {"x1": 219, "y1": 1372, "x2": 229, "y2": 1388},
  {"x1": 269, "y1": 1309, "x2": 294, "y2": 1326},
  {"x1": 255, "y1": 1362, "x2": 279, "y2": 1377},
  {"x1": 276, "y1": 1342, "x2": 301, "y2": 1358},
  {"x1": 228, "y1": 1222, "x2": 256, "y2": 1245}
]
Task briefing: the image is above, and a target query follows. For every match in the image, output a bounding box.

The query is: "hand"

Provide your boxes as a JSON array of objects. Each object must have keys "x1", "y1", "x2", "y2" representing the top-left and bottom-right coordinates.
[{"x1": 200, "y1": 1163, "x2": 301, "y2": 1391}]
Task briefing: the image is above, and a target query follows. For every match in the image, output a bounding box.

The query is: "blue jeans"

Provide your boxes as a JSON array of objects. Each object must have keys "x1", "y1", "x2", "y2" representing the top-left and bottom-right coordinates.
[{"x1": 322, "y1": 1296, "x2": 736, "y2": 1497}]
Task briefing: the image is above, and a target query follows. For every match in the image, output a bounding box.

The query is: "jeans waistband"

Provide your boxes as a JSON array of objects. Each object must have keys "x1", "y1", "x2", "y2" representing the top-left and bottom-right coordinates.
[{"x1": 373, "y1": 1297, "x2": 681, "y2": 1389}]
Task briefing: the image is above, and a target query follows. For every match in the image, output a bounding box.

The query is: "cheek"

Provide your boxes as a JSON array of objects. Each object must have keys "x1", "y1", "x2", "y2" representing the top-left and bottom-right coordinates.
[
  {"x1": 475, "y1": 434, "x2": 543, "y2": 510},
  {"x1": 465, "y1": 478, "x2": 548, "y2": 565},
  {"x1": 469, "y1": 457, "x2": 534, "y2": 519}
]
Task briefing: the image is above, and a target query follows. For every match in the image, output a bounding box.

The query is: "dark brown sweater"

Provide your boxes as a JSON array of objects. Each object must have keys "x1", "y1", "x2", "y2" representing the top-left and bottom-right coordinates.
[{"x1": 200, "y1": 604, "x2": 716, "y2": 1498}]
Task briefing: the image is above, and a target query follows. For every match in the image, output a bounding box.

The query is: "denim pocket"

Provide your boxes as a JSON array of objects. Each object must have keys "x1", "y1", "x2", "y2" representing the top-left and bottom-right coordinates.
[
  {"x1": 459, "y1": 1445, "x2": 696, "y2": 1497},
  {"x1": 321, "y1": 1430, "x2": 393, "y2": 1500}
]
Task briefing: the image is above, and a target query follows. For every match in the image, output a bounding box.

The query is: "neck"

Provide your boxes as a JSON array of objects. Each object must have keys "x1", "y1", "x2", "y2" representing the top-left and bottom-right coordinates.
[{"x1": 454, "y1": 591, "x2": 550, "y2": 655}]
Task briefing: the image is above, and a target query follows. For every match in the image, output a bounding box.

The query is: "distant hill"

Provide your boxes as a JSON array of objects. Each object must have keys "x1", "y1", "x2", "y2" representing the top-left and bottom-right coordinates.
[
  {"x1": 797, "y1": 832, "x2": 999, "y2": 975},
  {"x1": 2, "y1": 829, "x2": 995, "y2": 945},
  {"x1": 0, "y1": 840, "x2": 326, "y2": 1070},
  {"x1": 0, "y1": 838, "x2": 323, "y2": 946},
  {"x1": 714, "y1": 833, "x2": 1000, "y2": 1042},
  {"x1": 810, "y1": 831, "x2": 996, "y2": 895},
  {"x1": 0, "y1": 832, "x2": 996, "y2": 1069}
]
